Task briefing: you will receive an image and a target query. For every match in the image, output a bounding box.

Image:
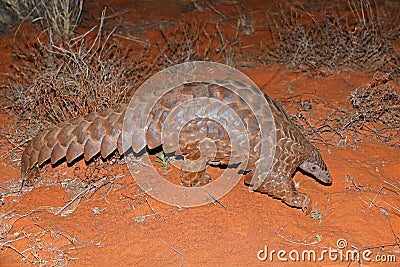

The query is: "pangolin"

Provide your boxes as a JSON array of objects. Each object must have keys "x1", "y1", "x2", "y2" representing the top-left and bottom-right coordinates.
[{"x1": 21, "y1": 74, "x2": 332, "y2": 213}]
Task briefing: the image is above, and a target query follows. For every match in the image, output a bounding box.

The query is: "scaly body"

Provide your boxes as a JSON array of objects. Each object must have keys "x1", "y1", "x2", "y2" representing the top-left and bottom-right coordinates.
[{"x1": 21, "y1": 82, "x2": 332, "y2": 212}]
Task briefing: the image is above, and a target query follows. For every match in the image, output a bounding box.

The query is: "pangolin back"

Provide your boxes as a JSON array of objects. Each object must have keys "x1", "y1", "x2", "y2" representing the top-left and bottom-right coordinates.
[{"x1": 21, "y1": 81, "x2": 331, "y2": 212}]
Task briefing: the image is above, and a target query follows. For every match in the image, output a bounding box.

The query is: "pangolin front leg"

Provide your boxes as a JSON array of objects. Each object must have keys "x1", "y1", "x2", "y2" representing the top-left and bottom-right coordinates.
[
  {"x1": 245, "y1": 171, "x2": 311, "y2": 213},
  {"x1": 179, "y1": 118, "x2": 232, "y2": 187}
]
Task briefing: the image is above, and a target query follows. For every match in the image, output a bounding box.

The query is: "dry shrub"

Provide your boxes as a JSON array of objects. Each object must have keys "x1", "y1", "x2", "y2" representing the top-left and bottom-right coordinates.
[
  {"x1": 33, "y1": 0, "x2": 83, "y2": 40},
  {"x1": 0, "y1": 0, "x2": 34, "y2": 30},
  {"x1": 4, "y1": 13, "x2": 157, "y2": 154},
  {"x1": 350, "y1": 72, "x2": 399, "y2": 128},
  {"x1": 10, "y1": 36, "x2": 137, "y2": 124},
  {"x1": 3, "y1": 16, "x2": 242, "y2": 161},
  {"x1": 204, "y1": 0, "x2": 254, "y2": 36},
  {"x1": 0, "y1": 213, "x2": 79, "y2": 266},
  {"x1": 266, "y1": 0, "x2": 399, "y2": 74},
  {"x1": 155, "y1": 20, "x2": 241, "y2": 67},
  {"x1": 156, "y1": 21, "x2": 208, "y2": 67},
  {"x1": 0, "y1": 0, "x2": 83, "y2": 40},
  {"x1": 288, "y1": 72, "x2": 399, "y2": 146}
]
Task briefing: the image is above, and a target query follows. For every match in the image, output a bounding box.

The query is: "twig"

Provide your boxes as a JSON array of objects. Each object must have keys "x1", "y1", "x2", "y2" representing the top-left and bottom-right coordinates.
[
  {"x1": 274, "y1": 231, "x2": 320, "y2": 246},
  {"x1": 384, "y1": 181, "x2": 400, "y2": 192},
  {"x1": 103, "y1": 175, "x2": 121, "y2": 204},
  {"x1": 158, "y1": 237, "x2": 184, "y2": 267},
  {"x1": 113, "y1": 34, "x2": 153, "y2": 47},
  {"x1": 369, "y1": 186, "x2": 384, "y2": 208},
  {"x1": 1, "y1": 244, "x2": 34, "y2": 265},
  {"x1": 384, "y1": 213, "x2": 400, "y2": 246},
  {"x1": 145, "y1": 197, "x2": 156, "y2": 214},
  {"x1": 0, "y1": 235, "x2": 28, "y2": 247},
  {"x1": 55, "y1": 187, "x2": 88, "y2": 216},
  {"x1": 205, "y1": 189, "x2": 226, "y2": 209},
  {"x1": 49, "y1": 222, "x2": 89, "y2": 247}
]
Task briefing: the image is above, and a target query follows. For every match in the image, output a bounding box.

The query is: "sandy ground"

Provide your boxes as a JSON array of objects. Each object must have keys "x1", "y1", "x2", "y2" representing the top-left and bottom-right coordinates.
[{"x1": 0, "y1": 1, "x2": 399, "y2": 266}]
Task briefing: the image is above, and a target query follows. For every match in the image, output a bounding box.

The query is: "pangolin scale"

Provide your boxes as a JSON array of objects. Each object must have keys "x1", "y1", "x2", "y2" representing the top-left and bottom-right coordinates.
[{"x1": 21, "y1": 82, "x2": 332, "y2": 213}]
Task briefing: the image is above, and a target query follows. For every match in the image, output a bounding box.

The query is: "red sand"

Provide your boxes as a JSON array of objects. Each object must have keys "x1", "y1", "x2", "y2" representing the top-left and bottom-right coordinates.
[{"x1": 0, "y1": 1, "x2": 399, "y2": 266}]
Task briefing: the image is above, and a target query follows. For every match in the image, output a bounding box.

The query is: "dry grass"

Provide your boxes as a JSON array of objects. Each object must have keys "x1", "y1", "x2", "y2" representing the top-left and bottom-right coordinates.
[
  {"x1": 350, "y1": 72, "x2": 399, "y2": 129},
  {"x1": 33, "y1": 0, "x2": 83, "y2": 40},
  {"x1": 265, "y1": 1, "x2": 400, "y2": 146},
  {"x1": 286, "y1": 72, "x2": 399, "y2": 147},
  {"x1": 265, "y1": 0, "x2": 399, "y2": 75},
  {"x1": 3, "y1": 11, "x2": 153, "y2": 147},
  {"x1": 0, "y1": 211, "x2": 79, "y2": 266},
  {"x1": 154, "y1": 20, "x2": 242, "y2": 67},
  {"x1": 0, "y1": 0, "x2": 83, "y2": 40},
  {"x1": 156, "y1": 21, "x2": 209, "y2": 67},
  {"x1": 0, "y1": 0, "x2": 35, "y2": 30},
  {"x1": 2, "y1": 12, "x2": 242, "y2": 169},
  {"x1": 205, "y1": 0, "x2": 254, "y2": 36}
]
